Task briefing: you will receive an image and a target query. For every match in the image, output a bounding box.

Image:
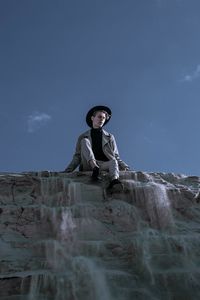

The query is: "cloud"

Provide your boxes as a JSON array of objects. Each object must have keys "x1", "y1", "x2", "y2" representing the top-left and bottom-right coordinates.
[
  {"x1": 181, "y1": 64, "x2": 200, "y2": 82},
  {"x1": 27, "y1": 112, "x2": 52, "y2": 133}
]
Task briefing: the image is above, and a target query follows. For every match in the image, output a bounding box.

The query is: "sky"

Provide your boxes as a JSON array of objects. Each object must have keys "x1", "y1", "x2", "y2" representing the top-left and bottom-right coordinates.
[{"x1": 1, "y1": 0, "x2": 200, "y2": 176}]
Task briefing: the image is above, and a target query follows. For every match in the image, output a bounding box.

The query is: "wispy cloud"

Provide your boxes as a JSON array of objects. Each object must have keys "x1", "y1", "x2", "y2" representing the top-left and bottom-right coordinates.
[
  {"x1": 181, "y1": 64, "x2": 200, "y2": 82},
  {"x1": 27, "y1": 112, "x2": 52, "y2": 133}
]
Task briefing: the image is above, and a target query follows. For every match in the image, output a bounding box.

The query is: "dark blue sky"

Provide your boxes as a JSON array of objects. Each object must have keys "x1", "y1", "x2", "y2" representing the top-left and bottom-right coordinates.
[{"x1": 1, "y1": 0, "x2": 200, "y2": 175}]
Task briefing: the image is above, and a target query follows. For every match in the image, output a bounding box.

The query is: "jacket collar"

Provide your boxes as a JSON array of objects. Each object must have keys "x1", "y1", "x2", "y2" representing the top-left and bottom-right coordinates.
[{"x1": 102, "y1": 129, "x2": 111, "y2": 146}]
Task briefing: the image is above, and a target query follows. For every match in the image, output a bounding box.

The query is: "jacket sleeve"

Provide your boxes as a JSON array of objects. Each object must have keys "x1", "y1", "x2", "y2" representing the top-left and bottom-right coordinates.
[
  {"x1": 111, "y1": 135, "x2": 130, "y2": 170},
  {"x1": 64, "y1": 136, "x2": 82, "y2": 172}
]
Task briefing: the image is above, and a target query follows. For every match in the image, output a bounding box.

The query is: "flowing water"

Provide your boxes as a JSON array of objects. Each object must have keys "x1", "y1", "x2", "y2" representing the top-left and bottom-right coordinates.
[{"x1": 25, "y1": 172, "x2": 200, "y2": 300}]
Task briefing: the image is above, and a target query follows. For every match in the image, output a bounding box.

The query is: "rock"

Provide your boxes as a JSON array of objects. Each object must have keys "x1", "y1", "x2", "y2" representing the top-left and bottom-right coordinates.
[{"x1": 0, "y1": 171, "x2": 200, "y2": 299}]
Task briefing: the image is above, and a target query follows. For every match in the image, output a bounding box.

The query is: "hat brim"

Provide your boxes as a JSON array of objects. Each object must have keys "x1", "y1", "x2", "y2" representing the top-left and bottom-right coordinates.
[{"x1": 86, "y1": 105, "x2": 112, "y2": 128}]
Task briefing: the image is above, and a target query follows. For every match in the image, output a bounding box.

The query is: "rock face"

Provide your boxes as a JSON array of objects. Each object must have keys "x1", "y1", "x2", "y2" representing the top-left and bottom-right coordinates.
[{"x1": 0, "y1": 170, "x2": 200, "y2": 300}]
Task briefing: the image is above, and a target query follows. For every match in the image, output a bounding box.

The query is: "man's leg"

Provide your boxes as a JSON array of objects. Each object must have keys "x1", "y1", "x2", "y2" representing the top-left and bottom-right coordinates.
[
  {"x1": 81, "y1": 138, "x2": 100, "y2": 180},
  {"x1": 98, "y1": 158, "x2": 119, "y2": 180},
  {"x1": 99, "y1": 159, "x2": 123, "y2": 190},
  {"x1": 81, "y1": 138, "x2": 98, "y2": 168}
]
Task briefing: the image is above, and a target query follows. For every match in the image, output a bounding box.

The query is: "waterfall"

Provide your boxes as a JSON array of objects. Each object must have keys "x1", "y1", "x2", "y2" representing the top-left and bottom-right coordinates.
[
  {"x1": 27, "y1": 177, "x2": 112, "y2": 300},
  {"x1": 1, "y1": 171, "x2": 197, "y2": 299},
  {"x1": 26, "y1": 172, "x2": 200, "y2": 299}
]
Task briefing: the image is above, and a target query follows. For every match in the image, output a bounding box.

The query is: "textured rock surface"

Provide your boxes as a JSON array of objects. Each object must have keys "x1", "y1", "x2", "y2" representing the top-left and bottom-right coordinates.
[{"x1": 0, "y1": 171, "x2": 200, "y2": 300}]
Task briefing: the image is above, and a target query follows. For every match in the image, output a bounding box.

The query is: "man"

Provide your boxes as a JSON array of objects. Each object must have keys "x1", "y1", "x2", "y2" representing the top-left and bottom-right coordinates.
[{"x1": 64, "y1": 105, "x2": 130, "y2": 189}]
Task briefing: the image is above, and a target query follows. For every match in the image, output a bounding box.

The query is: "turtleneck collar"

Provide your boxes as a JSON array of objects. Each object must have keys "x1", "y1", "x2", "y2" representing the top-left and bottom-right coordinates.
[{"x1": 91, "y1": 127, "x2": 103, "y2": 132}]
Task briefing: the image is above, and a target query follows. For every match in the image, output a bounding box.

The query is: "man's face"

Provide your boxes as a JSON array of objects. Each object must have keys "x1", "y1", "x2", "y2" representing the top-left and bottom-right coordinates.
[{"x1": 91, "y1": 111, "x2": 106, "y2": 128}]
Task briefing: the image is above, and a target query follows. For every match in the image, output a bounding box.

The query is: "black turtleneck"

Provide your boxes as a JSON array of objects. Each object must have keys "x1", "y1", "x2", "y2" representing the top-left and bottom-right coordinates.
[{"x1": 91, "y1": 128, "x2": 109, "y2": 161}]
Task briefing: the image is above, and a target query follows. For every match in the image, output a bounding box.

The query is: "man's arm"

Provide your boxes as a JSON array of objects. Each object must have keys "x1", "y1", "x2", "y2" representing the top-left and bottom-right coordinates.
[
  {"x1": 64, "y1": 136, "x2": 82, "y2": 172},
  {"x1": 111, "y1": 135, "x2": 130, "y2": 170}
]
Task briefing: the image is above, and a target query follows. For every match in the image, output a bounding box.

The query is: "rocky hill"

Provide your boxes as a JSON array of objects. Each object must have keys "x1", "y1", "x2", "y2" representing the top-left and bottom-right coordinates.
[{"x1": 0, "y1": 171, "x2": 200, "y2": 300}]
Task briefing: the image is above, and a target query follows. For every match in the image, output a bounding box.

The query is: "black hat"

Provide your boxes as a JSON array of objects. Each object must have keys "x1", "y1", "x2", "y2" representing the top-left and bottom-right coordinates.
[{"x1": 86, "y1": 105, "x2": 112, "y2": 128}]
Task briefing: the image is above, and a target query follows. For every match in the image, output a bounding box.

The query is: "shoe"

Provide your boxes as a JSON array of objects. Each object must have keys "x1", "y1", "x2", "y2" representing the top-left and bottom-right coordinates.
[
  {"x1": 91, "y1": 166, "x2": 100, "y2": 181},
  {"x1": 107, "y1": 178, "x2": 123, "y2": 191}
]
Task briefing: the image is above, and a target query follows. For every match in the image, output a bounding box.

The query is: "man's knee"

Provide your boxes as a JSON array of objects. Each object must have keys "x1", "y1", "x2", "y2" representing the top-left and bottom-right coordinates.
[{"x1": 81, "y1": 138, "x2": 95, "y2": 165}]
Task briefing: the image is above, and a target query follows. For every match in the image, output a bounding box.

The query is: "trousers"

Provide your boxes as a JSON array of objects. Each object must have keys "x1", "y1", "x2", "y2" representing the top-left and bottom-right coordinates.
[{"x1": 81, "y1": 138, "x2": 119, "y2": 179}]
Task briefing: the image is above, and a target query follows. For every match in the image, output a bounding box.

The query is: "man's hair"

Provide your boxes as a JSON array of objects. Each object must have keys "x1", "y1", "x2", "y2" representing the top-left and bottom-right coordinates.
[{"x1": 92, "y1": 110, "x2": 110, "y2": 120}]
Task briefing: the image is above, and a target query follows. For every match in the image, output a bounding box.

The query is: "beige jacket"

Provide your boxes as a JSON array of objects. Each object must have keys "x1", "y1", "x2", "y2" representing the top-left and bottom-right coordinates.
[{"x1": 65, "y1": 129, "x2": 129, "y2": 172}]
